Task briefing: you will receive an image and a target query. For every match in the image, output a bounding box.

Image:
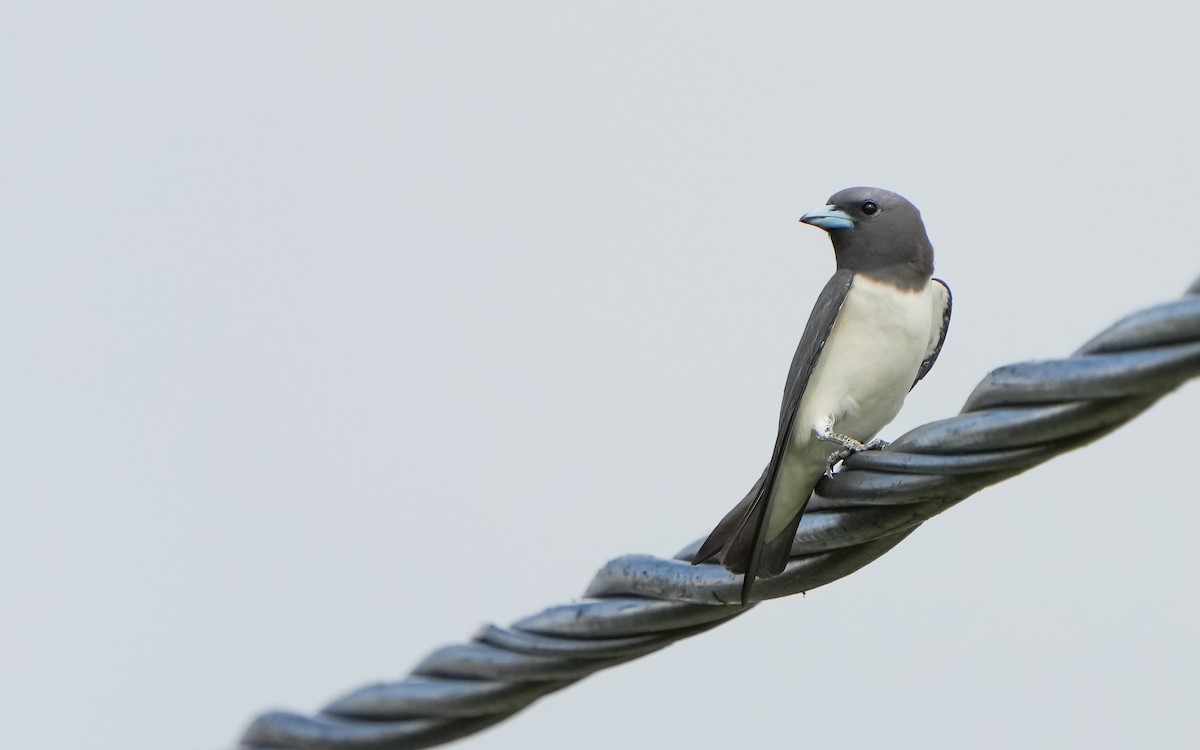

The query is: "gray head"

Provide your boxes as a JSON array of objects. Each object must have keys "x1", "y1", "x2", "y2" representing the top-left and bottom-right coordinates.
[{"x1": 800, "y1": 186, "x2": 934, "y2": 290}]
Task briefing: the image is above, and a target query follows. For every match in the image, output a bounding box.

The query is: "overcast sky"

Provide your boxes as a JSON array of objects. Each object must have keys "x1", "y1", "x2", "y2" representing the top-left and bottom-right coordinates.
[{"x1": 3, "y1": 3, "x2": 1199, "y2": 749}]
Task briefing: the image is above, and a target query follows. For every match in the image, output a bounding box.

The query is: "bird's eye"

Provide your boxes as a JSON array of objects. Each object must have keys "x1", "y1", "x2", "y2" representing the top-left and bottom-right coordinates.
[{"x1": 861, "y1": 201, "x2": 879, "y2": 215}]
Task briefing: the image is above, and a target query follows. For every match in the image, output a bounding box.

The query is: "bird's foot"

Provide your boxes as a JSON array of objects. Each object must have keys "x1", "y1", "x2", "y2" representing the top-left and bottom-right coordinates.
[
  {"x1": 815, "y1": 424, "x2": 876, "y2": 477},
  {"x1": 823, "y1": 448, "x2": 854, "y2": 478},
  {"x1": 823, "y1": 439, "x2": 868, "y2": 477},
  {"x1": 824, "y1": 436, "x2": 891, "y2": 477}
]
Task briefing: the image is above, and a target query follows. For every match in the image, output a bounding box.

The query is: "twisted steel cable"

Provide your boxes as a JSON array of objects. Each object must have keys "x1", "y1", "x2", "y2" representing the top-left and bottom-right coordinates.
[{"x1": 241, "y1": 276, "x2": 1200, "y2": 750}]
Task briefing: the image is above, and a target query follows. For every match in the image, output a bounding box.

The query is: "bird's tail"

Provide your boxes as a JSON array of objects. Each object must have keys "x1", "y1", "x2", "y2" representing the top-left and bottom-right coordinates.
[{"x1": 693, "y1": 466, "x2": 815, "y2": 603}]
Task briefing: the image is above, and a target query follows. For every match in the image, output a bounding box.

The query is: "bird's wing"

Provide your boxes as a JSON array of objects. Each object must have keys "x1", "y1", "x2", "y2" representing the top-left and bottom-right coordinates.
[
  {"x1": 693, "y1": 269, "x2": 855, "y2": 602},
  {"x1": 911, "y1": 277, "x2": 952, "y2": 389},
  {"x1": 776, "y1": 269, "x2": 857, "y2": 431}
]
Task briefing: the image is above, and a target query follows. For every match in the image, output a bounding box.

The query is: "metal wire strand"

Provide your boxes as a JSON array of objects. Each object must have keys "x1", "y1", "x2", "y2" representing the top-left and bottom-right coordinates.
[{"x1": 240, "y1": 276, "x2": 1200, "y2": 750}]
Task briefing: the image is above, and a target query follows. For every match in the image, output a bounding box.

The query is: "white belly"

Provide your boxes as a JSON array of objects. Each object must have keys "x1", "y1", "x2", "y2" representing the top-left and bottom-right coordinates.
[
  {"x1": 796, "y1": 275, "x2": 935, "y2": 446},
  {"x1": 764, "y1": 275, "x2": 938, "y2": 540}
]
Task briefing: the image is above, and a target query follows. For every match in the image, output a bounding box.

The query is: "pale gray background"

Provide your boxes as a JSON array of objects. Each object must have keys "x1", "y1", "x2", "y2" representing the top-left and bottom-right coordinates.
[{"x1": 3, "y1": 2, "x2": 1198, "y2": 749}]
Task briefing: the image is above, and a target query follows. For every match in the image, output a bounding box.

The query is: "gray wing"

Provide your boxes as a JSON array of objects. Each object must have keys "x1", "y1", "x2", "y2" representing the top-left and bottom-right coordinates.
[
  {"x1": 693, "y1": 269, "x2": 856, "y2": 602},
  {"x1": 776, "y1": 269, "x2": 857, "y2": 431},
  {"x1": 911, "y1": 277, "x2": 952, "y2": 389}
]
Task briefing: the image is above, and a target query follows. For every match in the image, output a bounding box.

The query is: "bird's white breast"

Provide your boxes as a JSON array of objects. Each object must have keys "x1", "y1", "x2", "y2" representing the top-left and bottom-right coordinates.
[{"x1": 795, "y1": 275, "x2": 936, "y2": 445}]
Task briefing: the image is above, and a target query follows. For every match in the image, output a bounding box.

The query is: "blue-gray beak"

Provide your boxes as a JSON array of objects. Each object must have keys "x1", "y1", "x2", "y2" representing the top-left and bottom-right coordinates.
[{"x1": 800, "y1": 205, "x2": 854, "y2": 231}]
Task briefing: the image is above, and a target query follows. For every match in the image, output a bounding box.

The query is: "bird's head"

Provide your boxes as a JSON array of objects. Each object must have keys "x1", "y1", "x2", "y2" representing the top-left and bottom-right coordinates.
[{"x1": 800, "y1": 186, "x2": 934, "y2": 289}]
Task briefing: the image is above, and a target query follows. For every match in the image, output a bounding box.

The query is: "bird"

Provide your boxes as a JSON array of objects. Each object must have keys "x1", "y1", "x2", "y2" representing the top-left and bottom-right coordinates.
[{"x1": 692, "y1": 186, "x2": 952, "y2": 604}]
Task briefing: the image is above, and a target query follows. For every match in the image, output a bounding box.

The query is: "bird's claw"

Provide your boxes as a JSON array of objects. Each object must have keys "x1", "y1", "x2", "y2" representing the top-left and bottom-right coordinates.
[
  {"x1": 824, "y1": 447, "x2": 854, "y2": 478},
  {"x1": 823, "y1": 437, "x2": 889, "y2": 478}
]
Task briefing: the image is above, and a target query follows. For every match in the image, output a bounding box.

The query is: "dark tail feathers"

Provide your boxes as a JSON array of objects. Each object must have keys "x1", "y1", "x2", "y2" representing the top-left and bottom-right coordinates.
[{"x1": 693, "y1": 467, "x2": 805, "y2": 603}]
